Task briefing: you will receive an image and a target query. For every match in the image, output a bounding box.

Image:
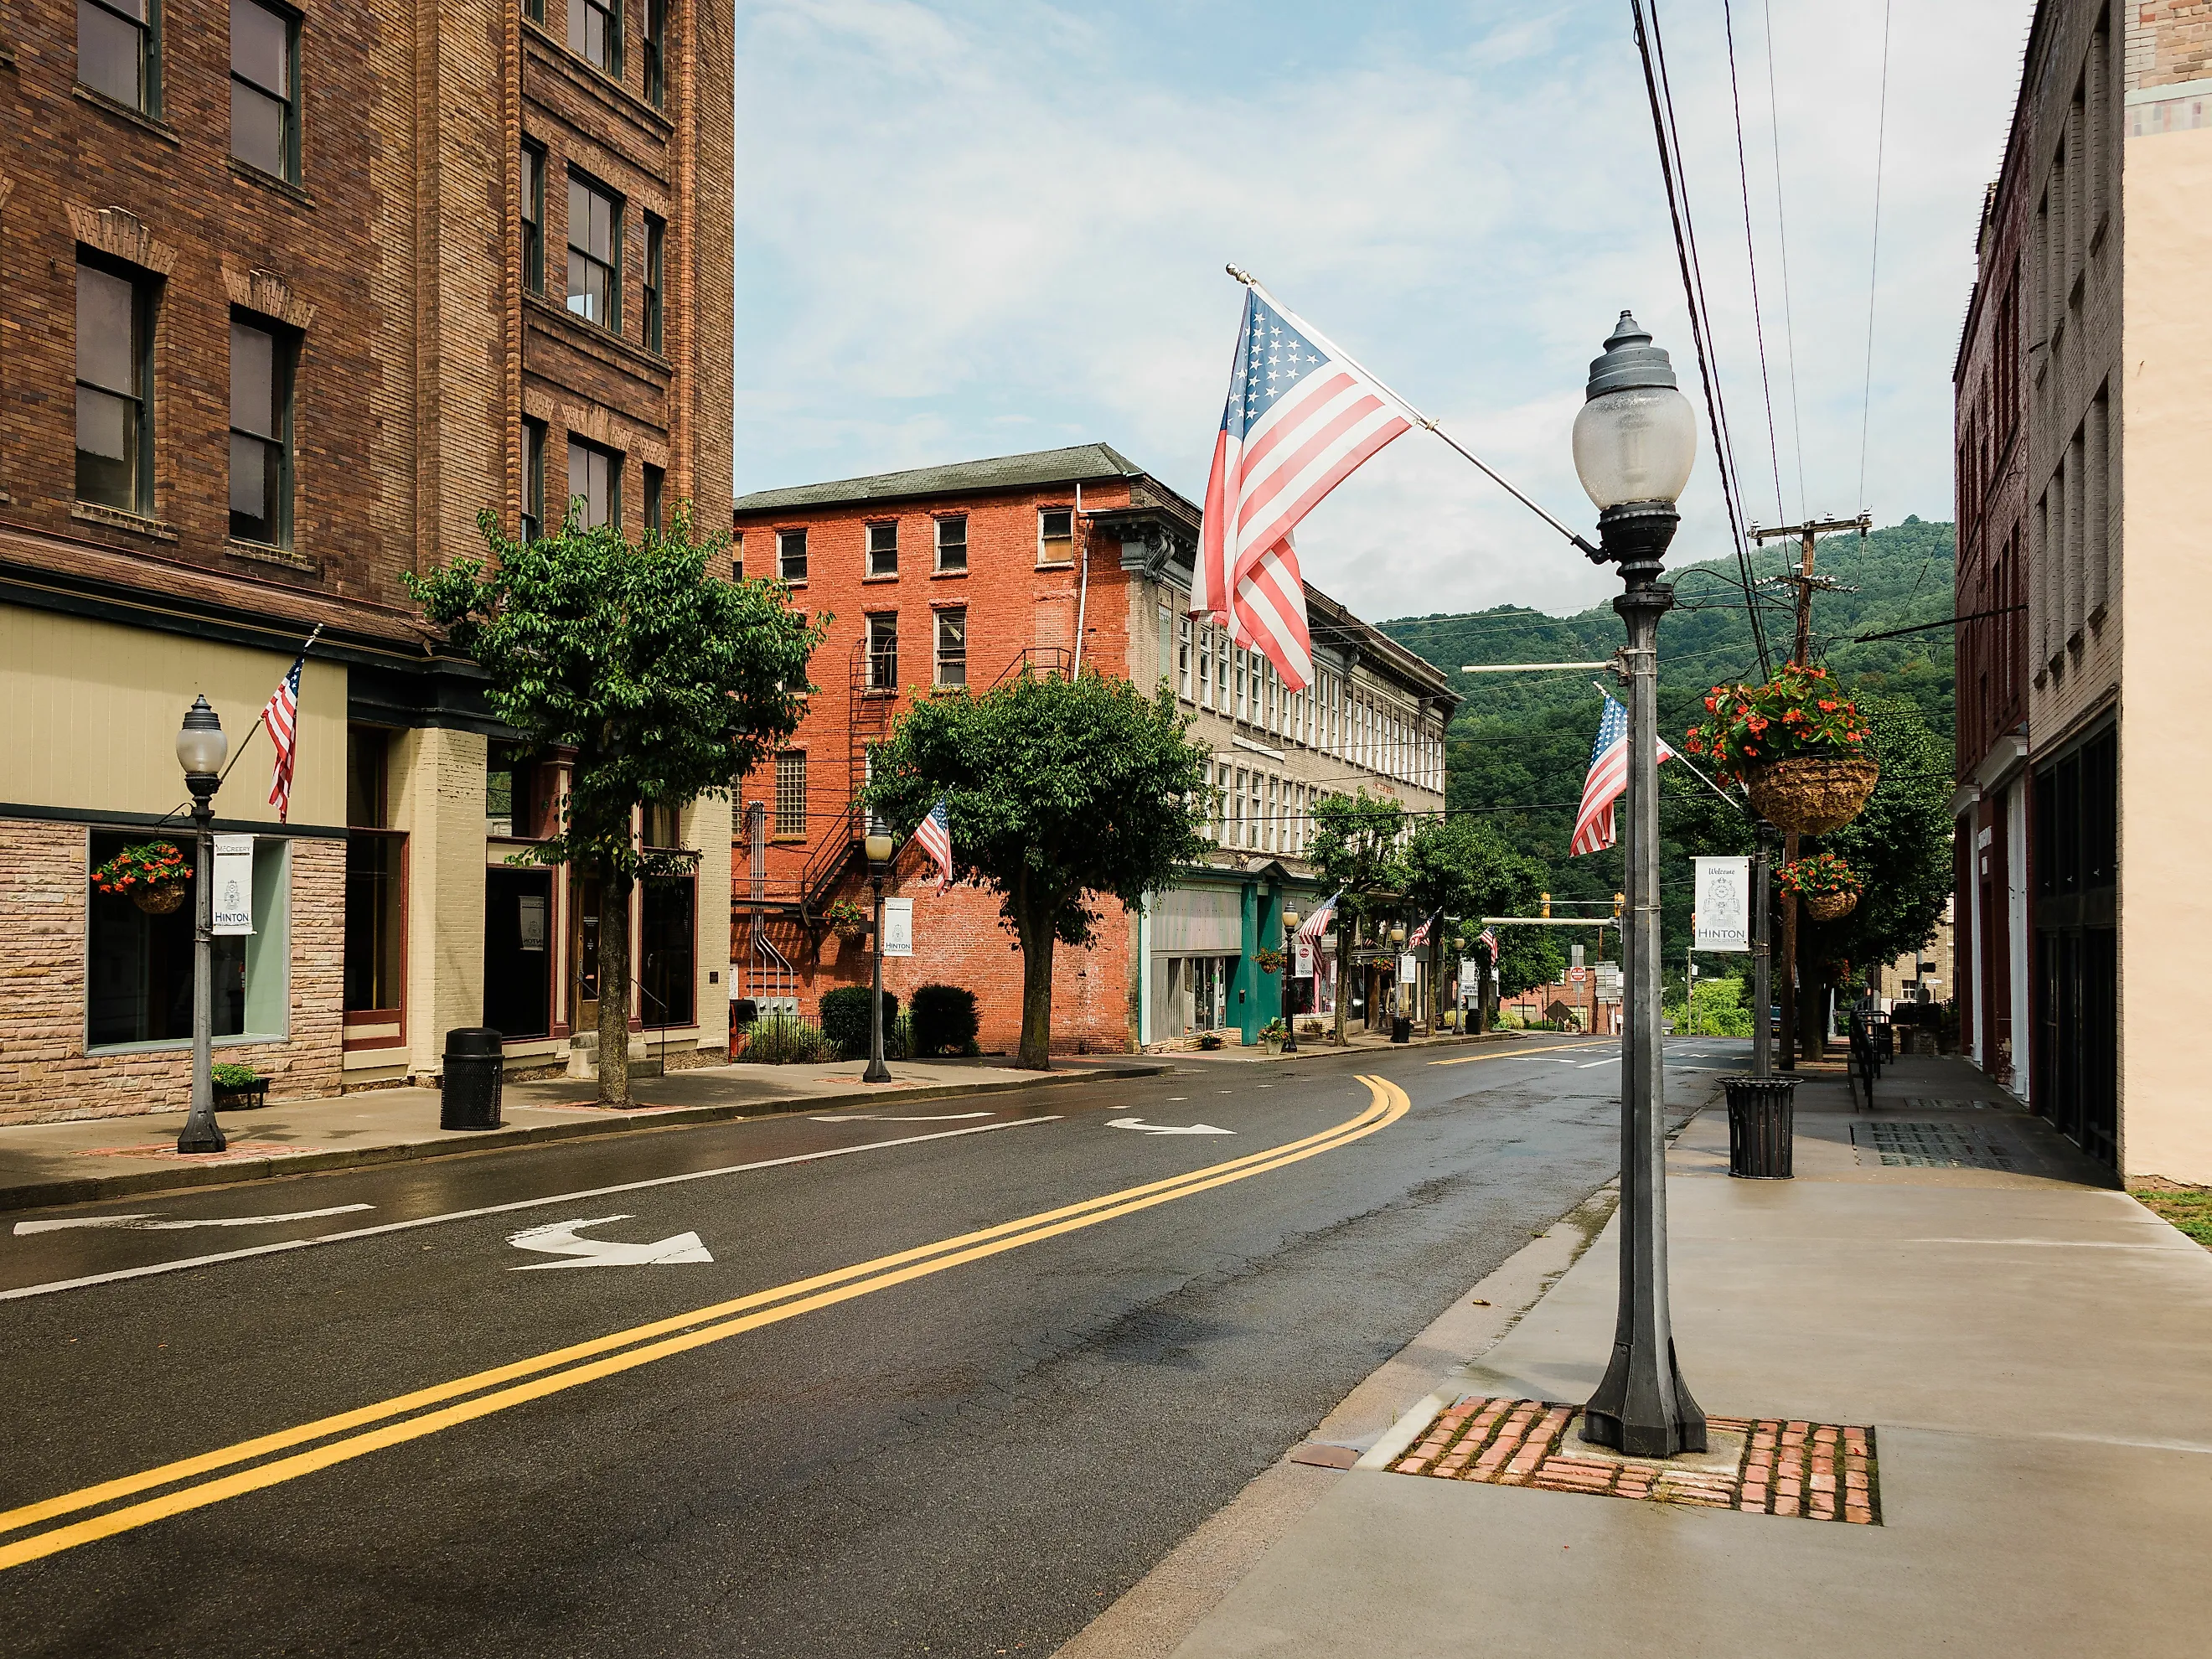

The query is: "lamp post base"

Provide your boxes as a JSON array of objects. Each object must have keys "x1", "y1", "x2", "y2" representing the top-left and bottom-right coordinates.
[
  {"x1": 176, "y1": 1111, "x2": 229, "y2": 1155},
  {"x1": 1581, "y1": 1342, "x2": 1707, "y2": 1457}
]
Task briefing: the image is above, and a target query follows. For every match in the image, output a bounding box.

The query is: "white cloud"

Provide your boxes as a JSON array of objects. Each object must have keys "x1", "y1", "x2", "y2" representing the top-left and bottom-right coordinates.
[{"x1": 736, "y1": 0, "x2": 2031, "y2": 621}]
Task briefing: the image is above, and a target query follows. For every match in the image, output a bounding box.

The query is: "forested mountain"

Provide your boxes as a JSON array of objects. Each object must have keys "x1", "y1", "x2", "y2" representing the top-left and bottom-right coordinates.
[{"x1": 1377, "y1": 518, "x2": 1957, "y2": 957}]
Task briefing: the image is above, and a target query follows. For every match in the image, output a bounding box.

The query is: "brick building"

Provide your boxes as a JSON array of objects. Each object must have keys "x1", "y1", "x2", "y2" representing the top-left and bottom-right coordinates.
[
  {"x1": 0, "y1": 0, "x2": 734, "y2": 1122},
  {"x1": 729, "y1": 445, "x2": 1455, "y2": 1055},
  {"x1": 1949, "y1": 0, "x2": 2212, "y2": 1181}
]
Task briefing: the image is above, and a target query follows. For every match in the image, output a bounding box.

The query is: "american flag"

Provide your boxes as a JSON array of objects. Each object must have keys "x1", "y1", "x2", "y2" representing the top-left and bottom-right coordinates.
[
  {"x1": 1570, "y1": 691, "x2": 1676, "y2": 857},
  {"x1": 915, "y1": 799, "x2": 954, "y2": 894},
  {"x1": 1408, "y1": 909, "x2": 1439, "y2": 949},
  {"x1": 1295, "y1": 890, "x2": 1341, "y2": 947},
  {"x1": 1478, "y1": 927, "x2": 1499, "y2": 959},
  {"x1": 260, "y1": 651, "x2": 306, "y2": 822},
  {"x1": 1195, "y1": 287, "x2": 1416, "y2": 691}
]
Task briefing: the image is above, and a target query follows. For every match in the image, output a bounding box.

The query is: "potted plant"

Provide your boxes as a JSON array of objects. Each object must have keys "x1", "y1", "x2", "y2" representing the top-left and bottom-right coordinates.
[
  {"x1": 1254, "y1": 946, "x2": 1285, "y2": 975},
  {"x1": 1196, "y1": 1031, "x2": 1225, "y2": 1051},
  {"x1": 1259, "y1": 1017, "x2": 1288, "y2": 1055},
  {"x1": 210, "y1": 1062, "x2": 269, "y2": 1109},
  {"x1": 821, "y1": 898, "x2": 871, "y2": 947},
  {"x1": 1779, "y1": 851, "x2": 1863, "y2": 923},
  {"x1": 1685, "y1": 664, "x2": 1878, "y2": 835},
  {"x1": 90, "y1": 840, "x2": 193, "y2": 915}
]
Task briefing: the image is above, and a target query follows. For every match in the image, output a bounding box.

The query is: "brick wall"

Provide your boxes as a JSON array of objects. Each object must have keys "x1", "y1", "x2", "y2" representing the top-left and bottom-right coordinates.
[{"x1": 0, "y1": 820, "x2": 344, "y2": 1124}]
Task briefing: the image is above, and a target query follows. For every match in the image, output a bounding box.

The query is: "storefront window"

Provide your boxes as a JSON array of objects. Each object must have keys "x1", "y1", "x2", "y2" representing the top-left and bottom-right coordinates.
[
  {"x1": 345, "y1": 726, "x2": 406, "y2": 1018},
  {"x1": 88, "y1": 829, "x2": 287, "y2": 1047},
  {"x1": 641, "y1": 873, "x2": 695, "y2": 1027}
]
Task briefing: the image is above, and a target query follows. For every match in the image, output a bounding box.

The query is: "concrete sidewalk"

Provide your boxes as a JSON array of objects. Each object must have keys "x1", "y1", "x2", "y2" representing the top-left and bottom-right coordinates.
[
  {"x1": 0, "y1": 1055, "x2": 1166, "y2": 1212},
  {"x1": 1083, "y1": 1055, "x2": 2212, "y2": 1656}
]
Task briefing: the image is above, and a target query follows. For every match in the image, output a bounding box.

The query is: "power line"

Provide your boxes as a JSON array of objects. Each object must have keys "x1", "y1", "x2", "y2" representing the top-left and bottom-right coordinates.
[
  {"x1": 1856, "y1": 0, "x2": 1894, "y2": 511},
  {"x1": 1760, "y1": 0, "x2": 1809, "y2": 520},
  {"x1": 1724, "y1": 0, "x2": 1787, "y2": 526}
]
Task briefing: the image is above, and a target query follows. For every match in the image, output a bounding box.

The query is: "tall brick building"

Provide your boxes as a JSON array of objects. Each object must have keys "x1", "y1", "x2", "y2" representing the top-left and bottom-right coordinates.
[
  {"x1": 1950, "y1": 0, "x2": 2212, "y2": 1181},
  {"x1": 0, "y1": 0, "x2": 734, "y2": 1121},
  {"x1": 729, "y1": 445, "x2": 1454, "y2": 1056}
]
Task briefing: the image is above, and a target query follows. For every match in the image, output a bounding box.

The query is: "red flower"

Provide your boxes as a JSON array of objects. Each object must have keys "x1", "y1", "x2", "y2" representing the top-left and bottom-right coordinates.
[{"x1": 1818, "y1": 700, "x2": 1837, "y2": 712}]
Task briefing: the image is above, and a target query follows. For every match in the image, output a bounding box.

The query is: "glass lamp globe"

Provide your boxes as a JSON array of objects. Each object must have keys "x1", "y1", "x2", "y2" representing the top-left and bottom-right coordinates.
[
  {"x1": 175, "y1": 695, "x2": 228, "y2": 778},
  {"x1": 1390, "y1": 925, "x2": 1408, "y2": 945},
  {"x1": 1282, "y1": 910, "x2": 1302, "y2": 931},
  {"x1": 1571, "y1": 312, "x2": 1698, "y2": 511},
  {"x1": 863, "y1": 831, "x2": 895, "y2": 864}
]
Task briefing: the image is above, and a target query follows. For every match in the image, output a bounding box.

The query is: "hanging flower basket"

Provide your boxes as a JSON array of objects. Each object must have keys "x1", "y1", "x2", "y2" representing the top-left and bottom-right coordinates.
[
  {"x1": 822, "y1": 899, "x2": 871, "y2": 946},
  {"x1": 1254, "y1": 947, "x2": 1285, "y2": 975},
  {"x1": 90, "y1": 841, "x2": 194, "y2": 915},
  {"x1": 1684, "y1": 664, "x2": 1879, "y2": 836},
  {"x1": 1778, "y1": 852, "x2": 1862, "y2": 923}
]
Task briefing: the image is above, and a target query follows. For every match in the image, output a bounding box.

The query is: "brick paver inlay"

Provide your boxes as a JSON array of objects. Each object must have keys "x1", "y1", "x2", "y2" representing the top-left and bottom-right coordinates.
[{"x1": 1388, "y1": 1397, "x2": 1880, "y2": 1523}]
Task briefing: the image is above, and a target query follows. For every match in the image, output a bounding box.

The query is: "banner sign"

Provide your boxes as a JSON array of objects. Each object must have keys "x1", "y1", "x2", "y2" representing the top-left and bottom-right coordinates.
[
  {"x1": 518, "y1": 895, "x2": 548, "y2": 953},
  {"x1": 1397, "y1": 953, "x2": 1419, "y2": 983},
  {"x1": 1295, "y1": 936, "x2": 1315, "y2": 976},
  {"x1": 882, "y1": 897, "x2": 914, "y2": 958},
  {"x1": 1693, "y1": 856, "x2": 1752, "y2": 953},
  {"x1": 211, "y1": 835, "x2": 255, "y2": 936},
  {"x1": 1458, "y1": 958, "x2": 1480, "y2": 996}
]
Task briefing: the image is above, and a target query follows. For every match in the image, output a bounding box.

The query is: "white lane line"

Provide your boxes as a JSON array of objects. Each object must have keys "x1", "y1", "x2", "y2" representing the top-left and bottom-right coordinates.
[
  {"x1": 809, "y1": 1111, "x2": 994, "y2": 1123},
  {"x1": 13, "y1": 1202, "x2": 374, "y2": 1235},
  {"x1": 1578, "y1": 1058, "x2": 1619, "y2": 1069},
  {"x1": 0, "y1": 1116, "x2": 1061, "y2": 1304}
]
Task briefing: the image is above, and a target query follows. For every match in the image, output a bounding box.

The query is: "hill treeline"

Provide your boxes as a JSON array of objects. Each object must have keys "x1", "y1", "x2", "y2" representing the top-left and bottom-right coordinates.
[{"x1": 1377, "y1": 518, "x2": 1958, "y2": 963}]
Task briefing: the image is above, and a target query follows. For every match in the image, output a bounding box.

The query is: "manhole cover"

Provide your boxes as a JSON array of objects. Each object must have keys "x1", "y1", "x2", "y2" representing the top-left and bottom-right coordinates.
[{"x1": 1853, "y1": 1121, "x2": 2015, "y2": 1170}]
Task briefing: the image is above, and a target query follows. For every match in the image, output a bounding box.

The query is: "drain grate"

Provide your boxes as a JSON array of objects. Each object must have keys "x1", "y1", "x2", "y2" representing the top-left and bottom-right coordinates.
[
  {"x1": 1853, "y1": 1121, "x2": 2015, "y2": 1170},
  {"x1": 1899, "y1": 1098, "x2": 1998, "y2": 1112}
]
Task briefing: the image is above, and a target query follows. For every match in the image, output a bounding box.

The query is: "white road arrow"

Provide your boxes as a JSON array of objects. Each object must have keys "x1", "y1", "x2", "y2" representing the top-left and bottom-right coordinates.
[
  {"x1": 1106, "y1": 1117, "x2": 1236, "y2": 1136},
  {"x1": 13, "y1": 1203, "x2": 374, "y2": 1236},
  {"x1": 507, "y1": 1214, "x2": 713, "y2": 1270}
]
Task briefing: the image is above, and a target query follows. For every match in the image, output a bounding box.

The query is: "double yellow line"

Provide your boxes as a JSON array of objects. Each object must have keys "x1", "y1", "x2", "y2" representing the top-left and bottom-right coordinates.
[{"x1": 0, "y1": 1076, "x2": 1408, "y2": 1572}]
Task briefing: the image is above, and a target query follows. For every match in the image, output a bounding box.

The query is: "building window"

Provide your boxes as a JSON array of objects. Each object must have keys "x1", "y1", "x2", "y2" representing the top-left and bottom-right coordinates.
[
  {"x1": 520, "y1": 417, "x2": 545, "y2": 540},
  {"x1": 75, "y1": 260, "x2": 153, "y2": 515},
  {"x1": 567, "y1": 437, "x2": 618, "y2": 529},
  {"x1": 773, "y1": 752, "x2": 806, "y2": 837},
  {"x1": 566, "y1": 173, "x2": 621, "y2": 331},
  {"x1": 1177, "y1": 618, "x2": 1193, "y2": 701},
  {"x1": 521, "y1": 143, "x2": 545, "y2": 294},
  {"x1": 1213, "y1": 762, "x2": 1231, "y2": 841},
  {"x1": 1196, "y1": 625, "x2": 1212, "y2": 708},
  {"x1": 229, "y1": 315, "x2": 294, "y2": 547},
  {"x1": 344, "y1": 726, "x2": 406, "y2": 1021},
  {"x1": 867, "y1": 612, "x2": 898, "y2": 691},
  {"x1": 487, "y1": 742, "x2": 550, "y2": 840},
  {"x1": 731, "y1": 532, "x2": 744, "y2": 581},
  {"x1": 866, "y1": 519, "x2": 897, "y2": 577},
  {"x1": 643, "y1": 463, "x2": 664, "y2": 540},
  {"x1": 642, "y1": 0, "x2": 665, "y2": 107},
  {"x1": 935, "y1": 514, "x2": 967, "y2": 573},
  {"x1": 935, "y1": 607, "x2": 967, "y2": 687},
  {"x1": 569, "y1": 0, "x2": 619, "y2": 75},
  {"x1": 80, "y1": 0, "x2": 157, "y2": 112},
  {"x1": 641, "y1": 213, "x2": 665, "y2": 354},
  {"x1": 90, "y1": 829, "x2": 287, "y2": 1047},
  {"x1": 778, "y1": 527, "x2": 807, "y2": 582},
  {"x1": 1038, "y1": 505, "x2": 1073, "y2": 564},
  {"x1": 230, "y1": 0, "x2": 298, "y2": 183}
]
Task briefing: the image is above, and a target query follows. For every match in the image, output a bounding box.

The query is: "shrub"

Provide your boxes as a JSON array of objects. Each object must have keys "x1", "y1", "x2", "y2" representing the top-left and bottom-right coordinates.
[
  {"x1": 821, "y1": 985, "x2": 899, "y2": 1061},
  {"x1": 908, "y1": 983, "x2": 980, "y2": 1058},
  {"x1": 210, "y1": 1062, "x2": 261, "y2": 1088},
  {"x1": 743, "y1": 1014, "x2": 831, "y2": 1065}
]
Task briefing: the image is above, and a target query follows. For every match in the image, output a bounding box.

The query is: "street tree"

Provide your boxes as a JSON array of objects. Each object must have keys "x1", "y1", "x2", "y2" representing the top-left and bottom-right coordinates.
[
  {"x1": 1404, "y1": 816, "x2": 1496, "y2": 1030},
  {"x1": 411, "y1": 504, "x2": 824, "y2": 1105},
  {"x1": 863, "y1": 669, "x2": 1211, "y2": 1071},
  {"x1": 1309, "y1": 789, "x2": 1408, "y2": 1043},
  {"x1": 1801, "y1": 693, "x2": 1953, "y2": 1046}
]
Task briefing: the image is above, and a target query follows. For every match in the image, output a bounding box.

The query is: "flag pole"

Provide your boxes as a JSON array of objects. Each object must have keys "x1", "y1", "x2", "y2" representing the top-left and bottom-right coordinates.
[
  {"x1": 217, "y1": 623, "x2": 324, "y2": 788},
  {"x1": 1589, "y1": 678, "x2": 1742, "y2": 815},
  {"x1": 1226, "y1": 264, "x2": 1603, "y2": 561}
]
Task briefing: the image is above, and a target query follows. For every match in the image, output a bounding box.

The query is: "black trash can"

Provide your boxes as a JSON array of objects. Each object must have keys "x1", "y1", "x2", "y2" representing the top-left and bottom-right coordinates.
[
  {"x1": 1391, "y1": 1015, "x2": 1413, "y2": 1044},
  {"x1": 441, "y1": 1027, "x2": 505, "y2": 1130},
  {"x1": 1723, "y1": 1076, "x2": 1798, "y2": 1178}
]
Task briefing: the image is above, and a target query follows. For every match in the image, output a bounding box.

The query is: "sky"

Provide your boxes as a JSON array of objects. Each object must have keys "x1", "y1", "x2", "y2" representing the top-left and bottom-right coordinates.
[{"x1": 733, "y1": 0, "x2": 2034, "y2": 623}]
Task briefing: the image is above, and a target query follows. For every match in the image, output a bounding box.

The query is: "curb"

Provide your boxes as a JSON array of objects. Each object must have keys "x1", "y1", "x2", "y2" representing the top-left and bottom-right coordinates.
[{"x1": 0, "y1": 1062, "x2": 1173, "y2": 1215}]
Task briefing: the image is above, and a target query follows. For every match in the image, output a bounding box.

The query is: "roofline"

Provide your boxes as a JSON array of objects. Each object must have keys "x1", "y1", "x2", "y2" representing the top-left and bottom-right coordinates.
[{"x1": 731, "y1": 444, "x2": 1149, "y2": 517}]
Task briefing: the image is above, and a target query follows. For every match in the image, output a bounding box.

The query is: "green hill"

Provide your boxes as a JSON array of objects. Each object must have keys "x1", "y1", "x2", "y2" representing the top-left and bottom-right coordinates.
[{"x1": 1377, "y1": 518, "x2": 1957, "y2": 953}]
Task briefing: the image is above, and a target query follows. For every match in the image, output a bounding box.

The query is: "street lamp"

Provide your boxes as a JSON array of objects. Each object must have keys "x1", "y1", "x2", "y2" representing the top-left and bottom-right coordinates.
[
  {"x1": 862, "y1": 830, "x2": 896, "y2": 1084},
  {"x1": 174, "y1": 695, "x2": 229, "y2": 1155},
  {"x1": 1570, "y1": 311, "x2": 1706, "y2": 1458},
  {"x1": 1280, "y1": 908, "x2": 1301, "y2": 1053}
]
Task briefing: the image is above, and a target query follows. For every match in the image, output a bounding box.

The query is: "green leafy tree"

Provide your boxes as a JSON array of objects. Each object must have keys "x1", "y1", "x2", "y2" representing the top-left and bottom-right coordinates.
[
  {"x1": 410, "y1": 504, "x2": 823, "y2": 1104},
  {"x1": 1798, "y1": 694, "x2": 1954, "y2": 1046},
  {"x1": 862, "y1": 670, "x2": 1211, "y2": 1070},
  {"x1": 1403, "y1": 816, "x2": 1544, "y2": 1029},
  {"x1": 1309, "y1": 789, "x2": 1408, "y2": 1043},
  {"x1": 1496, "y1": 928, "x2": 1568, "y2": 1000}
]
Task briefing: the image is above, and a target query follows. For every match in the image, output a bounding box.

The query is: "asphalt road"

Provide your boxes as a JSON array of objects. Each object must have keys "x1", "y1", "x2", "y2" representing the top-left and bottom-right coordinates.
[{"x1": 0, "y1": 1035, "x2": 1738, "y2": 1656}]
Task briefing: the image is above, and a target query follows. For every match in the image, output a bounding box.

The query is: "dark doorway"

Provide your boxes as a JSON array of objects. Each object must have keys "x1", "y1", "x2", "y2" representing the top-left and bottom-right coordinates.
[
  {"x1": 641, "y1": 873, "x2": 695, "y2": 1028},
  {"x1": 484, "y1": 868, "x2": 554, "y2": 1040},
  {"x1": 2031, "y1": 726, "x2": 2117, "y2": 1170}
]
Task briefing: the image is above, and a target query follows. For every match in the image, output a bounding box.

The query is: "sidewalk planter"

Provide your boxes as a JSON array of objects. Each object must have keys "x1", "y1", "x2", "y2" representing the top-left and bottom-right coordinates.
[
  {"x1": 1722, "y1": 1076, "x2": 1798, "y2": 1178},
  {"x1": 211, "y1": 1078, "x2": 270, "y2": 1110},
  {"x1": 440, "y1": 1027, "x2": 505, "y2": 1131}
]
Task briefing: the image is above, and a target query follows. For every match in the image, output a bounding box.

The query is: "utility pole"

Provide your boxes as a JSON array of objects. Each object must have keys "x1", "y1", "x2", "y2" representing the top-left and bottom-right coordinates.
[{"x1": 1749, "y1": 513, "x2": 1869, "y2": 1068}]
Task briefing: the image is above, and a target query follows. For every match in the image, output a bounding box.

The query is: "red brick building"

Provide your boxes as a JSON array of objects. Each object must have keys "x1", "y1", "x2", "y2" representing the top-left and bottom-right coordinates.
[
  {"x1": 0, "y1": 0, "x2": 733, "y2": 1120},
  {"x1": 730, "y1": 445, "x2": 1455, "y2": 1055}
]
